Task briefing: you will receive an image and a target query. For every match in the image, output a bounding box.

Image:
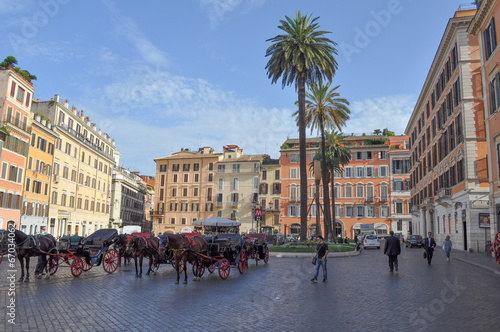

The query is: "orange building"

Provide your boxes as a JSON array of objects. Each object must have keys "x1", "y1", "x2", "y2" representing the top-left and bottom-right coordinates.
[
  {"x1": 406, "y1": 7, "x2": 489, "y2": 251},
  {"x1": 0, "y1": 67, "x2": 33, "y2": 229},
  {"x1": 469, "y1": 0, "x2": 500, "y2": 242},
  {"x1": 280, "y1": 135, "x2": 408, "y2": 240},
  {"x1": 20, "y1": 115, "x2": 58, "y2": 234}
]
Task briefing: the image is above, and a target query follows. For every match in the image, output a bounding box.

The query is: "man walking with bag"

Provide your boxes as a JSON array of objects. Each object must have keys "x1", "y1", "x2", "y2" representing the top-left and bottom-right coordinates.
[
  {"x1": 311, "y1": 235, "x2": 328, "y2": 283},
  {"x1": 384, "y1": 231, "x2": 401, "y2": 272}
]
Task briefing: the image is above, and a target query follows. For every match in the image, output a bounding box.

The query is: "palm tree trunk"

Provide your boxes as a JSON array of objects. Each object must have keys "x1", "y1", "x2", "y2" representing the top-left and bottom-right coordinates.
[
  {"x1": 320, "y1": 122, "x2": 331, "y2": 241},
  {"x1": 315, "y1": 180, "x2": 322, "y2": 237},
  {"x1": 298, "y1": 72, "x2": 308, "y2": 242}
]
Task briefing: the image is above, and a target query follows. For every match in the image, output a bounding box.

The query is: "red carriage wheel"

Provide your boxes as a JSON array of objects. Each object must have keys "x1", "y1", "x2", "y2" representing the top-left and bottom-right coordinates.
[
  {"x1": 82, "y1": 259, "x2": 93, "y2": 271},
  {"x1": 71, "y1": 258, "x2": 84, "y2": 277},
  {"x1": 238, "y1": 251, "x2": 246, "y2": 274},
  {"x1": 47, "y1": 257, "x2": 58, "y2": 275},
  {"x1": 264, "y1": 247, "x2": 269, "y2": 264},
  {"x1": 103, "y1": 249, "x2": 119, "y2": 273},
  {"x1": 218, "y1": 258, "x2": 230, "y2": 280},
  {"x1": 208, "y1": 264, "x2": 215, "y2": 274}
]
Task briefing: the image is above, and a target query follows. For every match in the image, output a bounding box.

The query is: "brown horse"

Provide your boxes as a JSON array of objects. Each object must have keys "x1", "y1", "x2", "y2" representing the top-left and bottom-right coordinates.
[
  {"x1": 115, "y1": 234, "x2": 133, "y2": 267},
  {"x1": 159, "y1": 234, "x2": 206, "y2": 284},
  {"x1": 127, "y1": 235, "x2": 159, "y2": 277},
  {"x1": 13, "y1": 229, "x2": 57, "y2": 281}
]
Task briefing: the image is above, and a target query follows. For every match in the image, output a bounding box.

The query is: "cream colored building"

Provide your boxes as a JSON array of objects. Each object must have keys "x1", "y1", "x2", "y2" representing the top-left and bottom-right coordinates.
[
  {"x1": 32, "y1": 95, "x2": 116, "y2": 237},
  {"x1": 216, "y1": 145, "x2": 267, "y2": 233},
  {"x1": 153, "y1": 147, "x2": 220, "y2": 234}
]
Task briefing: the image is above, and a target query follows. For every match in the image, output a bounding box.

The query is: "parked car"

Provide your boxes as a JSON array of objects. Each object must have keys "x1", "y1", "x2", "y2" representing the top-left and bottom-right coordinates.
[
  {"x1": 363, "y1": 235, "x2": 380, "y2": 249},
  {"x1": 406, "y1": 235, "x2": 424, "y2": 248}
]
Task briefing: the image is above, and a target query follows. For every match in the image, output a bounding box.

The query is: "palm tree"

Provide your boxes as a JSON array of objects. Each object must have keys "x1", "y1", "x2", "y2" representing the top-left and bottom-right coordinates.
[
  {"x1": 324, "y1": 131, "x2": 351, "y2": 239},
  {"x1": 373, "y1": 129, "x2": 382, "y2": 136},
  {"x1": 266, "y1": 11, "x2": 338, "y2": 241},
  {"x1": 294, "y1": 82, "x2": 350, "y2": 240}
]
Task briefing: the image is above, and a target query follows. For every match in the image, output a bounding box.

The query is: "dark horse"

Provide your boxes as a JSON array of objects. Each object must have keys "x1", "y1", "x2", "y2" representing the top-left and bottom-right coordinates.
[
  {"x1": 13, "y1": 229, "x2": 57, "y2": 282},
  {"x1": 115, "y1": 234, "x2": 133, "y2": 267},
  {"x1": 159, "y1": 234, "x2": 206, "y2": 284},
  {"x1": 127, "y1": 235, "x2": 159, "y2": 277}
]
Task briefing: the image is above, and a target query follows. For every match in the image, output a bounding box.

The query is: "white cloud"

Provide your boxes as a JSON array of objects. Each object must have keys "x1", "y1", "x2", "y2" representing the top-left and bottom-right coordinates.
[
  {"x1": 199, "y1": 0, "x2": 266, "y2": 27},
  {"x1": 0, "y1": 0, "x2": 34, "y2": 15},
  {"x1": 342, "y1": 95, "x2": 415, "y2": 136},
  {"x1": 79, "y1": 64, "x2": 295, "y2": 175}
]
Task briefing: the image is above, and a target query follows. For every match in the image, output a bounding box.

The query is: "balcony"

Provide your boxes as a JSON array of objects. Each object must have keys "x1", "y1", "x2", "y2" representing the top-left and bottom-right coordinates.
[
  {"x1": 230, "y1": 201, "x2": 239, "y2": 207},
  {"x1": 215, "y1": 201, "x2": 223, "y2": 207},
  {"x1": 151, "y1": 210, "x2": 165, "y2": 216},
  {"x1": 1, "y1": 114, "x2": 29, "y2": 135},
  {"x1": 423, "y1": 197, "x2": 434, "y2": 206},
  {"x1": 57, "y1": 122, "x2": 114, "y2": 160},
  {"x1": 437, "y1": 188, "x2": 452, "y2": 199},
  {"x1": 289, "y1": 197, "x2": 299, "y2": 203}
]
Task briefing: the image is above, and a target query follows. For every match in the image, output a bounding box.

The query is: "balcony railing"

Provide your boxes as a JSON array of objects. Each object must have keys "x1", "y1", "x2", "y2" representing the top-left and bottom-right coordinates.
[
  {"x1": 215, "y1": 201, "x2": 223, "y2": 207},
  {"x1": 2, "y1": 114, "x2": 28, "y2": 133},
  {"x1": 151, "y1": 210, "x2": 165, "y2": 215},
  {"x1": 230, "y1": 201, "x2": 239, "y2": 207},
  {"x1": 289, "y1": 197, "x2": 299, "y2": 202},
  {"x1": 423, "y1": 197, "x2": 434, "y2": 205},
  {"x1": 58, "y1": 122, "x2": 114, "y2": 160},
  {"x1": 437, "y1": 188, "x2": 452, "y2": 199}
]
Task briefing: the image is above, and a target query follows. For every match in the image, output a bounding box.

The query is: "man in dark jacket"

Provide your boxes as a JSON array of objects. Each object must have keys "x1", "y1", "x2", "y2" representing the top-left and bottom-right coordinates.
[
  {"x1": 424, "y1": 232, "x2": 437, "y2": 265},
  {"x1": 383, "y1": 231, "x2": 401, "y2": 272}
]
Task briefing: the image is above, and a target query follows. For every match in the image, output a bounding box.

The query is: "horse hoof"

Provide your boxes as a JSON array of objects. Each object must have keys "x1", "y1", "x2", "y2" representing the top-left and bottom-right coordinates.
[
  {"x1": 193, "y1": 277, "x2": 197, "y2": 281},
  {"x1": 175, "y1": 280, "x2": 179, "y2": 284},
  {"x1": 183, "y1": 280, "x2": 187, "y2": 284}
]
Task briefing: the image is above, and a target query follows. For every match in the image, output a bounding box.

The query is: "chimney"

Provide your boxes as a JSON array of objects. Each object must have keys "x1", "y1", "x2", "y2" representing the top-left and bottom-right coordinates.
[
  {"x1": 80, "y1": 110, "x2": 84, "y2": 120},
  {"x1": 54, "y1": 94, "x2": 60, "y2": 103},
  {"x1": 64, "y1": 100, "x2": 69, "y2": 108},
  {"x1": 92, "y1": 123, "x2": 97, "y2": 131},
  {"x1": 99, "y1": 129, "x2": 102, "y2": 136}
]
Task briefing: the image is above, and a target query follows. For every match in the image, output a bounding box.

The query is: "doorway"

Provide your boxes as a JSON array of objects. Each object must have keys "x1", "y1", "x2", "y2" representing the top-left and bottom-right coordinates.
[{"x1": 463, "y1": 221, "x2": 468, "y2": 251}]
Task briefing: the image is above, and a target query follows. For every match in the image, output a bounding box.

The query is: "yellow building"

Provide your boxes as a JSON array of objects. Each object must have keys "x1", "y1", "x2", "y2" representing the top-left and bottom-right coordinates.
[
  {"x1": 20, "y1": 114, "x2": 58, "y2": 235},
  {"x1": 259, "y1": 158, "x2": 281, "y2": 234},
  {"x1": 153, "y1": 147, "x2": 220, "y2": 234},
  {"x1": 32, "y1": 95, "x2": 116, "y2": 237}
]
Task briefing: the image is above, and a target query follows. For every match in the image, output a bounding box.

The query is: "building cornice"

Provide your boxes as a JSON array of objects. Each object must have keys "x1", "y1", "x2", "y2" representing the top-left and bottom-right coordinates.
[{"x1": 468, "y1": 0, "x2": 497, "y2": 35}]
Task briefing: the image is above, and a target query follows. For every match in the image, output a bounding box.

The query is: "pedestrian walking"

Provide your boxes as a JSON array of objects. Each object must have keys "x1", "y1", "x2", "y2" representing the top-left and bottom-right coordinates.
[
  {"x1": 383, "y1": 230, "x2": 401, "y2": 272},
  {"x1": 493, "y1": 232, "x2": 500, "y2": 269},
  {"x1": 424, "y1": 232, "x2": 436, "y2": 265},
  {"x1": 311, "y1": 235, "x2": 328, "y2": 283},
  {"x1": 443, "y1": 235, "x2": 453, "y2": 261}
]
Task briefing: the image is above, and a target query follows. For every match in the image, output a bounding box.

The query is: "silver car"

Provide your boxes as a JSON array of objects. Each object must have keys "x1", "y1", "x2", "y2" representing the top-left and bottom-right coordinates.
[{"x1": 363, "y1": 235, "x2": 380, "y2": 249}]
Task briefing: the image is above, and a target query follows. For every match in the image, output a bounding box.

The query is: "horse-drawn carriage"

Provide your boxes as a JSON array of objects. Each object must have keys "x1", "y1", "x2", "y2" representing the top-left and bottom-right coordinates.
[
  {"x1": 243, "y1": 233, "x2": 269, "y2": 265},
  {"x1": 48, "y1": 229, "x2": 120, "y2": 277},
  {"x1": 194, "y1": 233, "x2": 247, "y2": 280}
]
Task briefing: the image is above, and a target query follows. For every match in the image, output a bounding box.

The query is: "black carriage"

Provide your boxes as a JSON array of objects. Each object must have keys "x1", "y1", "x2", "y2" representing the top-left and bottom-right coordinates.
[
  {"x1": 48, "y1": 229, "x2": 120, "y2": 277},
  {"x1": 244, "y1": 233, "x2": 269, "y2": 265},
  {"x1": 195, "y1": 234, "x2": 247, "y2": 280}
]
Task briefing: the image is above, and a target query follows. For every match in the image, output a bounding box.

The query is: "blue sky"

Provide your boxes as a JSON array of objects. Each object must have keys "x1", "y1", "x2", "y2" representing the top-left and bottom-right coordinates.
[{"x1": 2, "y1": 0, "x2": 471, "y2": 175}]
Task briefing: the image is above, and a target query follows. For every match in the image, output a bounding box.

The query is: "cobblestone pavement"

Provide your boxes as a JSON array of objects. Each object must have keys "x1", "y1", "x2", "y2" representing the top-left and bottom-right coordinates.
[{"x1": 1, "y1": 246, "x2": 499, "y2": 332}]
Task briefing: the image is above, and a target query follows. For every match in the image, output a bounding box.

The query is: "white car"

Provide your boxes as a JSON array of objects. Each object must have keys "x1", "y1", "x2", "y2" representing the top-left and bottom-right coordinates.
[{"x1": 363, "y1": 235, "x2": 380, "y2": 249}]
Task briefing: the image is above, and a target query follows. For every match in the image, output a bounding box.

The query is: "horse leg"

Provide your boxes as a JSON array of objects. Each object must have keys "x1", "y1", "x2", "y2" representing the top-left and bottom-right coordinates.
[
  {"x1": 134, "y1": 253, "x2": 139, "y2": 277},
  {"x1": 18, "y1": 255, "x2": 25, "y2": 282},
  {"x1": 25, "y1": 256, "x2": 30, "y2": 282},
  {"x1": 146, "y1": 253, "x2": 152, "y2": 275},
  {"x1": 183, "y1": 255, "x2": 188, "y2": 284},
  {"x1": 174, "y1": 255, "x2": 180, "y2": 284},
  {"x1": 139, "y1": 253, "x2": 143, "y2": 277}
]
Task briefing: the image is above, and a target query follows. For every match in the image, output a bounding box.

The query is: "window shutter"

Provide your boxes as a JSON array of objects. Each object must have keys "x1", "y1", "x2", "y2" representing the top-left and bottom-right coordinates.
[
  {"x1": 492, "y1": 17, "x2": 497, "y2": 49},
  {"x1": 10, "y1": 82, "x2": 16, "y2": 97}
]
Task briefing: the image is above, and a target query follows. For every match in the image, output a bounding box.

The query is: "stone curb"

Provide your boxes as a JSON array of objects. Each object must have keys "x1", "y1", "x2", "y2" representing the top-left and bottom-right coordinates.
[
  {"x1": 269, "y1": 250, "x2": 361, "y2": 258},
  {"x1": 454, "y1": 257, "x2": 500, "y2": 276}
]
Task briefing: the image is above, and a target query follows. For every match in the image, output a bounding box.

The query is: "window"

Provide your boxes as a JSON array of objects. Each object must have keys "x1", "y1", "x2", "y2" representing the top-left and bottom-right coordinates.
[
  {"x1": 183, "y1": 188, "x2": 188, "y2": 196},
  {"x1": 356, "y1": 184, "x2": 363, "y2": 198},
  {"x1": 275, "y1": 170, "x2": 280, "y2": 180},
  {"x1": 366, "y1": 167, "x2": 374, "y2": 178},
  {"x1": 366, "y1": 185, "x2": 374, "y2": 201},
  {"x1": 16, "y1": 86, "x2": 25, "y2": 103},
  {"x1": 356, "y1": 206, "x2": 364, "y2": 217},
  {"x1": 379, "y1": 205, "x2": 389, "y2": 217},
  {"x1": 366, "y1": 151, "x2": 373, "y2": 160},
  {"x1": 233, "y1": 164, "x2": 240, "y2": 173},
  {"x1": 172, "y1": 164, "x2": 179, "y2": 172},
  {"x1": 345, "y1": 184, "x2": 352, "y2": 198},
  {"x1": 396, "y1": 202, "x2": 403, "y2": 214},
  {"x1": 231, "y1": 193, "x2": 239, "y2": 204},
  {"x1": 183, "y1": 174, "x2": 188, "y2": 182},
  {"x1": 183, "y1": 164, "x2": 190, "y2": 171},
  {"x1": 194, "y1": 174, "x2": 199, "y2": 182},
  {"x1": 344, "y1": 205, "x2": 353, "y2": 217},
  {"x1": 289, "y1": 154, "x2": 298, "y2": 162},
  {"x1": 366, "y1": 205, "x2": 375, "y2": 217},
  {"x1": 253, "y1": 176, "x2": 259, "y2": 190},
  {"x1": 193, "y1": 188, "x2": 199, "y2": 197},
  {"x1": 288, "y1": 205, "x2": 299, "y2": 217},
  {"x1": 490, "y1": 73, "x2": 500, "y2": 114},
  {"x1": 379, "y1": 166, "x2": 388, "y2": 177},
  {"x1": 290, "y1": 168, "x2": 297, "y2": 179},
  {"x1": 232, "y1": 178, "x2": 239, "y2": 190},
  {"x1": 193, "y1": 163, "x2": 200, "y2": 171},
  {"x1": 290, "y1": 185, "x2": 297, "y2": 200},
  {"x1": 380, "y1": 184, "x2": 388, "y2": 201},
  {"x1": 484, "y1": 18, "x2": 497, "y2": 60},
  {"x1": 208, "y1": 162, "x2": 214, "y2": 171},
  {"x1": 160, "y1": 164, "x2": 167, "y2": 172},
  {"x1": 272, "y1": 183, "x2": 281, "y2": 194},
  {"x1": 344, "y1": 167, "x2": 353, "y2": 178},
  {"x1": 394, "y1": 180, "x2": 404, "y2": 191},
  {"x1": 217, "y1": 165, "x2": 225, "y2": 173},
  {"x1": 334, "y1": 184, "x2": 341, "y2": 198},
  {"x1": 355, "y1": 167, "x2": 364, "y2": 178},
  {"x1": 218, "y1": 178, "x2": 224, "y2": 190}
]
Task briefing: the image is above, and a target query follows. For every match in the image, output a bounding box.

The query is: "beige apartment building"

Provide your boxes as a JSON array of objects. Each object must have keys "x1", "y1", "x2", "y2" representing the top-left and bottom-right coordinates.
[
  {"x1": 32, "y1": 95, "x2": 116, "y2": 237},
  {"x1": 216, "y1": 145, "x2": 267, "y2": 233},
  {"x1": 153, "y1": 147, "x2": 219, "y2": 234}
]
